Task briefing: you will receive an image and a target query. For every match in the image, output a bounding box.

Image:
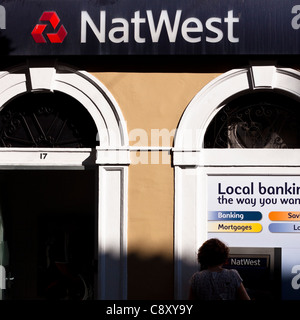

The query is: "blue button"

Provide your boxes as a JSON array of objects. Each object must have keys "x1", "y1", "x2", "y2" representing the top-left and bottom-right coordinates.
[
  {"x1": 208, "y1": 211, "x2": 262, "y2": 221},
  {"x1": 269, "y1": 223, "x2": 300, "y2": 233}
]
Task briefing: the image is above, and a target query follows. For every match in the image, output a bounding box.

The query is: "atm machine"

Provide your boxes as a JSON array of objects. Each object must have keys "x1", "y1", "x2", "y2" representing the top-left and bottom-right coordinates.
[{"x1": 224, "y1": 247, "x2": 281, "y2": 300}]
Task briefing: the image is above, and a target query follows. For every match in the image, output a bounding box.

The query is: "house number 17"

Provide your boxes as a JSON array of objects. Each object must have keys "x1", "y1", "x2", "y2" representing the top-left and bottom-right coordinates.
[{"x1": 40, "y1": 153, "x2": 48, "y2": 159}]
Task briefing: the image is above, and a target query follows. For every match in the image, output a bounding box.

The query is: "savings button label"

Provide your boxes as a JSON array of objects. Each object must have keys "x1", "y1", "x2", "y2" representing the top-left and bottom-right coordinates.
[{"x1": 269, "y1": 211, "x2": 300, "y2": 221}]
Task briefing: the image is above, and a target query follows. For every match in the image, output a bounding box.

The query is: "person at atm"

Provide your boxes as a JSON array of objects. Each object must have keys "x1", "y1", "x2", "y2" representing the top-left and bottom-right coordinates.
[{"x1": 189, "y1": 238, "x2": 250, "y2": 300}]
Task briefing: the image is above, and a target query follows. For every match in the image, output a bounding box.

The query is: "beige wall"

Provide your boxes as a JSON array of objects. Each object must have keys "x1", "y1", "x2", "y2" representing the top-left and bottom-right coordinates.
[
  {"x1": 94, "y1": 73, "x2": 220, "y2": 146},
  {"x1": 92, "y1": 72, "x2": 221, "y2": 298}
]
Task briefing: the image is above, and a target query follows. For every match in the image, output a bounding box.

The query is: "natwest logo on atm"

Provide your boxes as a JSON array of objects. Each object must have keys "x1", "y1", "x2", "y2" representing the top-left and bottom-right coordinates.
[{"x1": 226, "y1": 256, "x2": 269, "y2": 268}]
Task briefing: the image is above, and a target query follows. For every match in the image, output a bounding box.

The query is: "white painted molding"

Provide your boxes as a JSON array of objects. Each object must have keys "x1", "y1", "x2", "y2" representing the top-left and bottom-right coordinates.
[
  {"x1": 97, "y1": 165, "x2": 128, "y2": 300},
  {"x1": 173, "y1": 64, "x2": 300, "y2": 299},
  {"x1": 173, "y1": 149, "x2": 300, "y2": 167},
  {"x1": 250, "y1": 65, "x2": 276, "y2": 89},
  {"x1": 0, "y1": 148, "x2": 95, "y2": 169},
  {"x1": 0, "y1": 64, "x2": 129, "y2": 149},
  {"x1": 29, "y1": 67, "x2": 56, "y2": 91},
  {"x1": 96, "y1": 147, "x2": 131, "y2": 165},
  {"x1": 0, "y1": 63, "x2": 129, "y2": 300},
  {"x1": 174, "y1": 65, "x2": 300, "y2": 153},
  {"x1": 174, "y1": 166, "x2": 201, "y2": 299}
]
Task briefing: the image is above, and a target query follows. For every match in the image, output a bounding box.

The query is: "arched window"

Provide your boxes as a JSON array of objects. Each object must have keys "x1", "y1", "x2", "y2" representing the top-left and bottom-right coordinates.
[
  {"x1": 174, "y1": 66, "x2": 300, "y2": 300},
  {"x1": 0, "y1": 65, "x2": 129, "y2": 300},
  {"x1": 0, "y1": 92, "x2": 98, "y2": 148},
  {"x1": 204, "y1": 92, "x2": 300, "y2": 148}
]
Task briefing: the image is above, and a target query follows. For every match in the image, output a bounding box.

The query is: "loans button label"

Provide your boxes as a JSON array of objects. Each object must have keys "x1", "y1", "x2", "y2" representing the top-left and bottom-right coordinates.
[{"x1": 269, "y1": 223, "x2": 300, "y2": 233}]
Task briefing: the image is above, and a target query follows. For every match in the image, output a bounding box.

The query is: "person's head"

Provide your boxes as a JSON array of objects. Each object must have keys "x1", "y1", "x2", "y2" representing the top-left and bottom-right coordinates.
[{"x1": 197, "y1": 238, "x2": 229, "y2": 270}]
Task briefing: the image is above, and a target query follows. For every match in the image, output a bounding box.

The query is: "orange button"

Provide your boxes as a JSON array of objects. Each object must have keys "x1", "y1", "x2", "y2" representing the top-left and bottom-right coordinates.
[{"x1": 269, "y1": 211, "x2": 300, "y2": 221}]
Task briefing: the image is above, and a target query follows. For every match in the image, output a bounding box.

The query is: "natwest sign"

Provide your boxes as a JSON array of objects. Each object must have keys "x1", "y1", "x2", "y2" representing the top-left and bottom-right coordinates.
[
  {"x1": 1, "y1": 0, "x2": 300, "y2": 56},
  {"x1": 80, "y1": 10, "x2": 239, "y2": 45}
]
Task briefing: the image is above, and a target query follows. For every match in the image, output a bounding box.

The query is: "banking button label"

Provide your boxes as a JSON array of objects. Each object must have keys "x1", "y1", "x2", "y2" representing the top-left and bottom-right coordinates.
[{"x1": 208, "y1": 211, "x2": 262, "y2": 221}]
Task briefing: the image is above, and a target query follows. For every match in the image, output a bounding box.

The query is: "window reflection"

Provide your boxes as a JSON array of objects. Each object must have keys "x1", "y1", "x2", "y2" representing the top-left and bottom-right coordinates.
[{"x1": 204, "y1": 92, "x2": 300, "y2": 148}]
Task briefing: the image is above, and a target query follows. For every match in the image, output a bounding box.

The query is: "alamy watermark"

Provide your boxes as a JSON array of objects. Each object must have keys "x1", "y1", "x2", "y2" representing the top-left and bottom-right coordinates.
[{"x1": 99, "y1": 127, "x2": 205, "y2": 165}]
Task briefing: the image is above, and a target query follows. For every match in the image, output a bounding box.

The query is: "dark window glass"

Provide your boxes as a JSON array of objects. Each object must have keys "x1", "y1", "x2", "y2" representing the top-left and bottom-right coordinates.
[
  {"x1": 0, "y1": 92, "x2": 98, "y2": 148},
  {"x1": 204, "y1": 92, "x2": 300, "y2": 148}
]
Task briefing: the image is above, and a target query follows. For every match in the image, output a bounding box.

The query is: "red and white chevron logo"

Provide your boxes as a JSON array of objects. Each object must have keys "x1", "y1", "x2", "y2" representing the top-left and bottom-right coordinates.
[{"x1": 31, "y1": 11, "x2": 67, "y2": 43}]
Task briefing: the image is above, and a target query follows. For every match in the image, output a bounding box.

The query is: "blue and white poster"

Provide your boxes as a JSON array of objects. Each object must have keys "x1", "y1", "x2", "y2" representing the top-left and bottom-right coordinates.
[{"x1": 208, "y1": 175, "x2": 300, "y2": 300}]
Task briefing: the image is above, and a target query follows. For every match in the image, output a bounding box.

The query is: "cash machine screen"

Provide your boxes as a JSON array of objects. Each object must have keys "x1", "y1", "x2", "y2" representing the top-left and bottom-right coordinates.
[{"x1": 224, "y1": 248, "x2": 281, "y2": 300}]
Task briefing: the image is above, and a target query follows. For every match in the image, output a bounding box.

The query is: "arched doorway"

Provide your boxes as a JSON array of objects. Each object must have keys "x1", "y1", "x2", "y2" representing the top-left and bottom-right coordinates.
[
  {"x1": 0, "y1": 91, "x2": 98, "y2": 300},
  {"x1": 0, "y1": 64, "x2": 129, "y2": 300},
  {"x1": 173, "y1": 64, "x2": 300, "y2": 299}
]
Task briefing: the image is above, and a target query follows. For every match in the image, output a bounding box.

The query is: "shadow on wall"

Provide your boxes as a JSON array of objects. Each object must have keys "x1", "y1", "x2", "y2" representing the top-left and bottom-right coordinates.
[
  {"x1": 127, "y1": 252, "x2": 195, "y2": 300},
  {"x1": 128, "y1": 252, "x2": 175, "y2": 300}
]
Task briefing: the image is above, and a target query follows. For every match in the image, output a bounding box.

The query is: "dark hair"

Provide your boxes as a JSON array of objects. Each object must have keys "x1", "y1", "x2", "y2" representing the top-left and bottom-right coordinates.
[{"x1": 197, "y1": 238, "x2": 229, "y2": 269}]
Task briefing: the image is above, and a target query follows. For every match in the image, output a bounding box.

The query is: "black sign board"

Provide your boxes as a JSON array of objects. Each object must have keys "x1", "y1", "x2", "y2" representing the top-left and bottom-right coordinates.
[
  {"x1": 225, "y1": 255, "x2": 270, "y2": 269},
  {"x1": 1, "y1": 0, "x2": 300, "y2": 56}
]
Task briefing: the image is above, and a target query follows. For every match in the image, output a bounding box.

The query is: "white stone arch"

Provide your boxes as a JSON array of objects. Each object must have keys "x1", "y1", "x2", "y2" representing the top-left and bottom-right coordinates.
[
  {"x1": 173, "y1": 64, "x2": 300, "y2": 299},
  {"x1": 0, "y1": 64, "x2": 128, "y2": 148},
  {"x1": 0, "y1": 63, "x2": 129, "y2": 300},
  {"x1": 174, "y1": 65, "x2": 300, "y2": 154}
]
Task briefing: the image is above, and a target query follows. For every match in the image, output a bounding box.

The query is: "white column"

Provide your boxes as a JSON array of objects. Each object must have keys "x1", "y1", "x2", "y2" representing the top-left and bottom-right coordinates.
[
  {"x1": 96, "y1": 148, "x2": 129, "y2": 299},
  {"x1": 174, "y1": 166, "x2": 202, "y2": 299}
]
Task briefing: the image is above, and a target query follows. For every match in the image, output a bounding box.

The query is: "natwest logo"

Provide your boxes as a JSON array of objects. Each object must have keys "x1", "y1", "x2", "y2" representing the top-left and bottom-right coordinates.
[{"x1": 31, "y1": 11, "x2": 67, "y2": 43}]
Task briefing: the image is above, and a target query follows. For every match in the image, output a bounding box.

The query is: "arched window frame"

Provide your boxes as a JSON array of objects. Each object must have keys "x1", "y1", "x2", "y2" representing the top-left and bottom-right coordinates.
[
  {"x1": 173, "y1": 64, "x2": 300, "y2": 299},
  {"x1": 0, "y1": 63, "x2": 130, "y2": 300}
]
